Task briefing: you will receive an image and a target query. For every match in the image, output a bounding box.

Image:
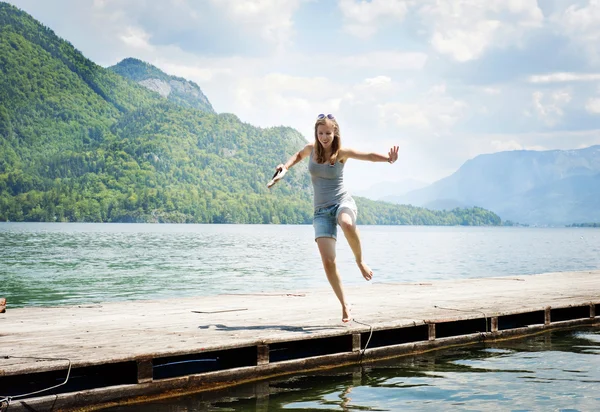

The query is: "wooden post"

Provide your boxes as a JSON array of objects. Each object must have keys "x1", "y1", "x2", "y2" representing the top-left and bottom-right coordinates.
[
  {"x1": 491, "y1": 317, "x2": 498, "y2": 332},
  {"x1": 0, "y1": 298, "x2": 5, "y2": 313},
  {"x1": 257, "y1": 344, "x2": 269, "y2": 366},
  {"x1": 428, "y1": 324, "x2": 436, "y2": 341},
  {"x1": 352, "y1": 334, "x2": 361, "y2": 352},
  {"x1": 590, "y1": 303, "x2": 596, "y2": 319},
  {"x1": 137, "y1": 358, "x2": 153, "y2": 384},
  {"x1": 544, "y1": 306, "x2": 551, "y2": 325}
]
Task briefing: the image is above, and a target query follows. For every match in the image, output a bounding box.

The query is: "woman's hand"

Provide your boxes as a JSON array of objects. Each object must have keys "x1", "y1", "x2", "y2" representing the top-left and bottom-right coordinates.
[
  {"x1": 388, "y1": 146, "x2": 399, "y2": 164},
  {"x1": 267, "y1": 164, "x2": 287, "y2": 188}
]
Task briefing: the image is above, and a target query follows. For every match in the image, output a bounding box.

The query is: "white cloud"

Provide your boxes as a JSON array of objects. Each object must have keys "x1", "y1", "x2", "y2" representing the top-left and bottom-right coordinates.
[
  {"x1": 553, "y1": 0, "x2": 600, "y2": 60},
  {"x1": 560, "y1": 0, "x2": 600, "y2": 40},
  {"x1": 419, "y1": 0, "x2": 544, "y2": 61},
  {"x1": 338, "y1": 0, "x2": 411, "y2": 38},
  {"x1": 530, "y1": 89, "x2": 572, "y2": 125},
  {"x1": 491, "y1": 140, "x2": 524, "y2": 151},
  {"x1": 119, "y1": 26, "x2": 153, "y2": 50},
  {"x1": 376, "y1": 83, "x2": 467, "y2": 130},
  {"x1": 586, "y1": 98, "x2": 600, "y2": 114},
  {"x1": 529, "y1": 72, "x2": 600, "y2": 83},
  {"x1": 364, "y1": 76, "x2": 392, "y2": 87},
  {"x1": 339, "y1": 0, "x2": 545, "y2": 61},
  {"x1": 482, "y1": 87, "x2": 502, "y2": 95},
  {"x1": 157, "y1": 61, "x2": 233, "y2": 82},
  {"x1": 350, "y1": 75, "x2": 413, "y2": 99},
  {"x1": 209, "y1": 0, "x2": 302, "y2": 50},
  {"x1": 340, "y1": 51, "x2": 428, "y2": 71}
]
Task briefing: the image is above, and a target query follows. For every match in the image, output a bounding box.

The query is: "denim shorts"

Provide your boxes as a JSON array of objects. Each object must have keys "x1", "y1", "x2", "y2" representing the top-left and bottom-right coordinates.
[{"x1": 313, "y1": 197, "x2": 358, "y2": 240}]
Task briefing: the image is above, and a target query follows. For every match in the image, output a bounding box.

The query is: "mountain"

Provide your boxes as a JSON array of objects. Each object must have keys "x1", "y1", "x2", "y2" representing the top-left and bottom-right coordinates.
[
  {"x1": 109, "y1": 58, "x2": 214, "y2": 114},
  {"x1": 395, "y1": 146, "x2": 600, "y2": 225},
  {"x1": 0, "y1": 2, "x2": 501, "y2": 226},
  {"x1": 0, "y1": 2, "x2": 311, "y2": 223},
  {"x1": 354, "y1": 178, "x2": 428, "y2": 201}
]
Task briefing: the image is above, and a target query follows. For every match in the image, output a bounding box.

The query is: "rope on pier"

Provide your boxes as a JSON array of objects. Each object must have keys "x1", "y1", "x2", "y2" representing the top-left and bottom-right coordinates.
[
  {"x1": 351, "y1": 319, "x2": 374, "y2": 362},
  {"x1": 433, "y1": 305, "x2": 489, "y2": 333},
  {"x1": 0, "y1": 355, "x2": 72, "y2": 410}
]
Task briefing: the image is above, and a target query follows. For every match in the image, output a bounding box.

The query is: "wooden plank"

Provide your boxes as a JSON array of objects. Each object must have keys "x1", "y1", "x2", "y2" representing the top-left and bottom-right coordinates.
[{"x1": 0, "y1": 270, "x2": 599, "y2": 379}]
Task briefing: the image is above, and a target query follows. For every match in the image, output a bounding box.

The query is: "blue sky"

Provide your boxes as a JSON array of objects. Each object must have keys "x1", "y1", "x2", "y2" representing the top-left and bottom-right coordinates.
[{"x1": 6, "y1": 0, "x2": 600, "y2": 192}]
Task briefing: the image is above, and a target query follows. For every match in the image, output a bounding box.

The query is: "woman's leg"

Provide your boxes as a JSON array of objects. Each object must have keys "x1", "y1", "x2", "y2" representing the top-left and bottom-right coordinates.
[
  {"x1": 338, "y1": 211, "x2": 373, "y2": 281},
  {"x1": 316, "y1": 237, "x2": 351, "y2": 321}
]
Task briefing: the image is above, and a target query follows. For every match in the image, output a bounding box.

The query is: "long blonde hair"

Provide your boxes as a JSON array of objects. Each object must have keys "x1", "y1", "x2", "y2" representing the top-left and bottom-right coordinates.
[{"x1": 314, "y1": 117, "x2": 341, "y2": 164}]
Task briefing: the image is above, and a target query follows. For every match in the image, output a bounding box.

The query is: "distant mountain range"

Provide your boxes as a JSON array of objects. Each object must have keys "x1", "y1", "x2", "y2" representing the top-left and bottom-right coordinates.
[{"x1": 387, "y1": 146, "x2": 600, "y2": 225}]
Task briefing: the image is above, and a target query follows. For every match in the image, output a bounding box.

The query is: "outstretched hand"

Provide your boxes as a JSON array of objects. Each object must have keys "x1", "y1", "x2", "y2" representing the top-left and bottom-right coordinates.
[
  {"x1": 388, "y1": 146, "x2": 399, "y2": 164},
  {"x1": 267, "y1": 164, "x2": 287, "y2": 188}
]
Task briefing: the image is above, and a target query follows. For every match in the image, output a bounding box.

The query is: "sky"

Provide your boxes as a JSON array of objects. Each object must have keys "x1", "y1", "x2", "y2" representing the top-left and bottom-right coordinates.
[{"x1": 6, "y1": 0, "x2": 600, "y2": 192}]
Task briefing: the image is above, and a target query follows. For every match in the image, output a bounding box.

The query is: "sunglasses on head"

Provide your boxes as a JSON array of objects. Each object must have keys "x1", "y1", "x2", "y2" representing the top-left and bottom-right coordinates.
[{"x1": 317, "y1": 113, "x2": 335, "y2": 120}]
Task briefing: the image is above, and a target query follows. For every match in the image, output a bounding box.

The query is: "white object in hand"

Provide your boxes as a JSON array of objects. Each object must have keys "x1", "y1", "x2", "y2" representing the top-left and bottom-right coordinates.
[{"x1": 267, "y1": 166, "x2": 287, "y2": 188}]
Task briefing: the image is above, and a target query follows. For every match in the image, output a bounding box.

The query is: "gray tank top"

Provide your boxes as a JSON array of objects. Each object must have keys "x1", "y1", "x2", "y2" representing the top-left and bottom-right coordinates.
[{"x1": 308, "y1": 149, "x2": 350, "y2": 209}]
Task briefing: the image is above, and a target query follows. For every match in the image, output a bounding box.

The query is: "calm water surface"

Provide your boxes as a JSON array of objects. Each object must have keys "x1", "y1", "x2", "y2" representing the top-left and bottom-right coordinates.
[
  {"x1": 103, "y1": 327, "x2": 600, "y2": 412},
  {"x1": 1, "y1": 223, "x2": 599, "y2": 307}
]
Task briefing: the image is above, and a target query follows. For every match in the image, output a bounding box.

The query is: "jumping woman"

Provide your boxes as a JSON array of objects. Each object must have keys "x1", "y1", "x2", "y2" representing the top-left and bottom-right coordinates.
[{"x1": 270, "y1": 113, "x2": 399, "y2": 322}]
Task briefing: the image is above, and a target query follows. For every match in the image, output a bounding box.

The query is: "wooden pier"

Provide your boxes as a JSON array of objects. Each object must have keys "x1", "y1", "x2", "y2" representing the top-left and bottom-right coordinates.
[{"x1": 1, "y1": 270, "x2": 599, "y2": 411}]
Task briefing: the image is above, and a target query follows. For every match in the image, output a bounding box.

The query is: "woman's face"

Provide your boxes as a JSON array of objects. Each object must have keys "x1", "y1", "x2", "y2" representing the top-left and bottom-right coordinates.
[{"x1": 316, "y1": 121, "x2": 335, "y2": 150}]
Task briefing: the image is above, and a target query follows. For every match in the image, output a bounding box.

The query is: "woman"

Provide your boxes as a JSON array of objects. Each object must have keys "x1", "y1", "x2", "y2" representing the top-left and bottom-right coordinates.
[{"x1": 270, "y1": 113, "x2": 399, "y2": 322}]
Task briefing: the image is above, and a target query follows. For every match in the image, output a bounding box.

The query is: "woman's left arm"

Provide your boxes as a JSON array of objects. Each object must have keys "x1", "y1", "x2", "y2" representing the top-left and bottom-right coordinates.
[{"x1": 342, "y1": 146, "x2": 399, "y2": 164}]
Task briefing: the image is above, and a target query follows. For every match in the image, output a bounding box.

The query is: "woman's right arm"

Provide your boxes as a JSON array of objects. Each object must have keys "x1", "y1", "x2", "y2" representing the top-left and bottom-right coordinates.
[
  {"x1": 279, "y1": 144, "x2": 312, "y2": 171},
  {"x1": 268, "y1": 144, "x2": 312, "y2": 188}
]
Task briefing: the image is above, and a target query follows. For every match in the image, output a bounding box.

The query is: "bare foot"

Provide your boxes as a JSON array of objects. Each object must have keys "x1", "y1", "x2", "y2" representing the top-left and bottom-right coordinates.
[
  {"x1": 357, "y1": 261, "x2": 373, "y2": 281},
  {"x1": 342, "y1": 304, "x2": 352, "y2": 323}
]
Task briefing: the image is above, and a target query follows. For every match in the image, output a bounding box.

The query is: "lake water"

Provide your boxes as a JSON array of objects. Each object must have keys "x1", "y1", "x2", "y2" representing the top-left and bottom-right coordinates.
[
  {"x1": 2, "y1": 223, "x2": 599, "y2": 411},
  {"x1": 1, "y1": 223, "x2": 599, "y2": 308},
  {"x1": 104, "y1": 326, "x2": 600, "y2": 412}
]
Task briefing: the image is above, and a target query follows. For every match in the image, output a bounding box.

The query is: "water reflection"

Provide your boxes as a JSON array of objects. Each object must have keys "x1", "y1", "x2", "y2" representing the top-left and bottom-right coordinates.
[{"x1": 104, "y1": 327, "x2": 599, "y2": 411}]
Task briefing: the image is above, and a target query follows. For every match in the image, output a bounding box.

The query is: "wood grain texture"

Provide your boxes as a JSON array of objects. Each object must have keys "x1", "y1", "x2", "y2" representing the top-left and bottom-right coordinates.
[{"x1": 1, "y1": 270, "x2": 598, "y2": 377}]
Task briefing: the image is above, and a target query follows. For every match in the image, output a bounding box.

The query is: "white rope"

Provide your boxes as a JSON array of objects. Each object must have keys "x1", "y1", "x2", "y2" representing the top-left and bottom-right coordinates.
[
  {"x1": 0, "y1": 355, "x2": 72, "y2": 409},
  {"x1": 351, "y1": 319, "x2": 374, "y2": 361}
]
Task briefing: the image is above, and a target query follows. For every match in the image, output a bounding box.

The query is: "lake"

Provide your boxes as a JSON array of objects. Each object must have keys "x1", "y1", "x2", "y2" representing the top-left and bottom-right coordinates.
[{"x1": 1, "y1": 223, "x2": 599, "y2": 308}]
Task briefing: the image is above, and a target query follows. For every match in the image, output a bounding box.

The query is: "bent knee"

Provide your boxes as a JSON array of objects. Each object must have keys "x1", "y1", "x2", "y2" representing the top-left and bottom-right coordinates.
[{"x1": 339, "y1": 219, "x2": 355, "y2": 233}]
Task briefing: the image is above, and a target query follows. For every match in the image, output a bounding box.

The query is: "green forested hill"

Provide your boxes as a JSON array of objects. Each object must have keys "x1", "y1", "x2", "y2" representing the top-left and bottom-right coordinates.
[
  {"x1": 0, "y1": 2, "x2": 501, "y2": 225},
  {"x1": 109, "y1": 58, "x2": 215, "y2": 113}
]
